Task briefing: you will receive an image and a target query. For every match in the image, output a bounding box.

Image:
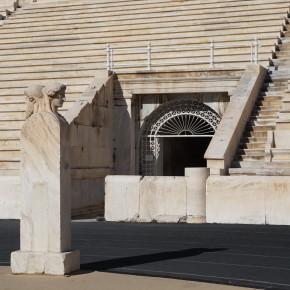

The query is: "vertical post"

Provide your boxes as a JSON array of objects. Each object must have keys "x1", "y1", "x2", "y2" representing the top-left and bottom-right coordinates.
[
  {"x1": 209, "y1": 39, "x2": 215, "y2": 68},
  {"x1": 106, "y1": 43, "x2": 110, "y2": 71},
  {"x1": 254, "y1": 37, "x2": 259, "y2": 65},
  {"x1": 110, "y1": 48, "x2": 114, "y2": 70},
  {"x1": 250, "y1": 42, "x2": 253, "y2": 63},
  {"x1": 147, "y1": 42, "x2": 152, "y2": 71},
  {"x1": 11, "y1": 112, "x2": 80, "y2": 275}
]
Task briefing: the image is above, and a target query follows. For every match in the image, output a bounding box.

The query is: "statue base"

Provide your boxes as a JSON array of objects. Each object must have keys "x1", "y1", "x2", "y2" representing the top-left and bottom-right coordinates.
[{"x1": 11, "y1": 250, "x2": 80, "y2": 275}]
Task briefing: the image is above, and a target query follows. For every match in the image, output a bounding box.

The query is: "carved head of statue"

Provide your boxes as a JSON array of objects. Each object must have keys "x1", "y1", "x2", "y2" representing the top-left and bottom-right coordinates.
[
  {"x1": 43, "y1": 82, "x2": 67, "y2": 115},
  {"x1": 24, "y1": 84, "x2": 45, "y2": 119},
  {"x1": 24, "y1": 82, "x2": 67, "y2": 119}
]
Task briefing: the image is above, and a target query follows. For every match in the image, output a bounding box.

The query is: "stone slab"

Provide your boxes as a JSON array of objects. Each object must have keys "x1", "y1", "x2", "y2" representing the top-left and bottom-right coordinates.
[
  {"x1": 11, "y1": 250, "x2": 80, "y2": 275},
  {"x1": 105, "y1": 175, "x2": 141, "y2": 222},
  {"x1": 139, "y1": 176, "x2": 186, "y2": 223},
  {"x1": 206, "y1": 176, "x2": 290, "y2": 225},
  {"x1": 185, "y1": 167, "x2": 209, "y2": 223},
  {"x1": 265, "y1": 177, "x2": 290, "y2": 225},
  {"x1": 206, "y1": 176, "x2": 266, "y2": 224}
]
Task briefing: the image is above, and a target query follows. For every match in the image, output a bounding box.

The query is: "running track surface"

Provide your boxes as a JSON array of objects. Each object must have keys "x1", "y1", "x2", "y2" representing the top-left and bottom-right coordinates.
[{"x1": 1, "y1": 220, "x2": 290, "y2": 290}]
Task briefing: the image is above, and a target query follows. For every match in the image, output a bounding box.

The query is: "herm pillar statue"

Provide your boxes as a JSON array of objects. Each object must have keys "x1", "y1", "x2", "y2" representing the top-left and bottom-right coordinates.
[{"x1": 11, "y1": 82, "x2": 80, "y2": 275}]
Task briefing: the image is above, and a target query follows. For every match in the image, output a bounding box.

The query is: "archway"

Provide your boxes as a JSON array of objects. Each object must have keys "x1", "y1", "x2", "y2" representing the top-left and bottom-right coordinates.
[{"x1": 140, "y1": 100, "x2": 221, "y2": 176}]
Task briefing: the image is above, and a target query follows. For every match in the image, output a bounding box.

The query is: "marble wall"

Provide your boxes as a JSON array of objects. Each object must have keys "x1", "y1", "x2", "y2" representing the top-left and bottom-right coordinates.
[
  {"x1": 65, "y1": 73, "x2": 114, "y2": 216},
  {"x1": 207, "y1": 176, "x2": 290, "y2": 225},
  {"x1": 105, "y1": 169, "x2": 209, "y2": 223}
]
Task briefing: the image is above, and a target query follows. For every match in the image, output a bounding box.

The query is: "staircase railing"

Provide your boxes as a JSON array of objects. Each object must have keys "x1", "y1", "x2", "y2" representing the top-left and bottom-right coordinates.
[{"x1": 105, "y1": 37, "x2": 261, "y2": 71}]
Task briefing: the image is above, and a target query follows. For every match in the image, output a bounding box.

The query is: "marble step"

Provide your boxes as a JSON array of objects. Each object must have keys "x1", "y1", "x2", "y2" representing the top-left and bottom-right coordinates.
[
  {"x1": 238, "y1": 142, "x2": 266, "y2": 149},
  {"x1": 0, "y1": 149, "x2": 20, "y2": 159},
  {"x1": 250, "y1": 113, "x2": 278, "y2": 119},
  {"x1": 252, "y1": 110, "x2": 279, "y2": 116},
  {"x1": 0, "y1": 158, "x2": 20, "y2": 170},
  {"x1": 0, "y1": 24, "x2": 281, "y2": 49},
  {"x1": 1, "y1": 16, "x2": 285, "y2": 43},
  {"x1": 261, "y1": 86, "x2": 288, "y2": 92},
  {"x1": 258, "y1": 90, "x2": 288, "y2": 97},
  {"x1": 0, "y1": 46, "x2": 275, "y2": 67},
  {"x1": 17, "y1": 0, "x2": 289, "y2": 15},
  {"x1": 0, "y1": 33, "x2": 279, "y2": 56},
  {"x1": 0, "y1": 138, "x2": 19, "y2": 148},
  {"x1": 0, "y1": 10, "x2": 281, "y2": 39},
  {"x1": 232, "y1": 160, "x2": 265, "y2": 168},
  {"x1": 0, "y1": 86, "x2": 85, "y2": 97},
  {"x1": 0, "y1": 169, "x2": 20, "y2": 176},
  {"x1": 243, "y1": 130, "x2": 268, "y2": 137},
  {"x1": 0, "y1": 120, "x2": 24, "y2": 130},
  {"x1": 236, "y1": 148, "x2": 265, "y2": 155},
  {"x1": 255, "y1": 105, "x2": 281, "y2": 111},
  {"x1": 255, "y1": 100, "x2": 282, "y2": 106},
  {"x1": 234, "y1": 154, "x2": 265, "y2": 161},
  {"x1": 257, "y1": 95, "x2": 283, "y2": 100},
  {"x1": 0, "y1": 129, "x2": 20, "y2": 138},
  {"x1": 9, "y1": 3, "x2": 288, "y2": 25},
  {"x1": 1, "y1": 10, "x2": 286, "y2": 34},
  {"x1": 247, "y1": 119, "x2": 276, "y2": 126},
  {"x1": 240, "y1": 136, "x2": 267, "y2": 143},
  {"x1": 229, "y1": 167, "x2": 290, "y2": 176}
]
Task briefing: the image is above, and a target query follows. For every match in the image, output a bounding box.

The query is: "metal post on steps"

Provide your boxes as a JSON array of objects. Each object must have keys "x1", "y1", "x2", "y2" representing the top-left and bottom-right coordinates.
[
  {"x1": 209, "y1": 39, "x2": 215, "y2": 68},
  {"x1": 147, "y1": 42, "x2": 152, "y2": 71},
  {"x1": 254, "y1": 37, "x2": 259, "y2": 65},
  {"x1": 251, "y1": 42, "x2": 253, "y2": 63},
  {"x1": 110, "y1": 47, "x2": 114, "y2": 70},
  {"x1": 106, "y1": 43, "x2": 111, "y2": 70}
]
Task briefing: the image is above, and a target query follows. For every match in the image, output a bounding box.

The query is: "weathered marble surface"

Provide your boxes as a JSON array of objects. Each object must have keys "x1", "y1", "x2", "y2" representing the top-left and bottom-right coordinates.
[
  {"x1": 11, "y1": 251, "x2": 80, "y2": 275},
  {"x1": 11, "y1": 112, "x2": 79, "y2": 275},
  {"x1": 65, "y1": 73, "x2": 114, "y2": 216},
  {"x1": 207, "y1": 176, "x2": 290, "y2": 225},
  {"x1": 113, "y1": 98, "x2": 134, "y2": 175},
  {"x1": 185, "y1": 168, "x2": 209, "y2": 223},
  {"x1": 105, "y1": 175, "x2": 141, "y2": 222},
  {"x1": 105, "y1": 173, "x2": 210, "y2": 223}
]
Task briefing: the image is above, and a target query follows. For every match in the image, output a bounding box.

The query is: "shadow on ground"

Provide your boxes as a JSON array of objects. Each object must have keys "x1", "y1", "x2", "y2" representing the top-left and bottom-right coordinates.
[{"x1": 81, "y1": 247, "x2": 227, "y2": 270}]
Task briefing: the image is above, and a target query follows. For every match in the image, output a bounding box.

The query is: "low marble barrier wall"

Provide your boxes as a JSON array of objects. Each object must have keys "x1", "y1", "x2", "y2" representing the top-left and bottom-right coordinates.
[
  {"x1": 207, "y1": 176, "x2": 290, "y2": 225},
  {"x1": 105, "y1": 168, "x2": 209, "y2": 223}
]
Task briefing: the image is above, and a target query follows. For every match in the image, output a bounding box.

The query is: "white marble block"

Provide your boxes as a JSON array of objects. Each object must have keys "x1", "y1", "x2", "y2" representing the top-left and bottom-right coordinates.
[
  {"x1": 11, "y1": 111, "x2": 80, "y2": 275},
  {"x1": 105, "y1": 175, "x2": 141, "y2": 222},
  {"x1": 185, "y1": 168, "x2": 209, "y2": 223},
  {"x1": 206, "y1": 176, "x2": 266, "y2": 224},
  {"x1": 139, "y1": 176, "x2": 187, "y2": 223}
]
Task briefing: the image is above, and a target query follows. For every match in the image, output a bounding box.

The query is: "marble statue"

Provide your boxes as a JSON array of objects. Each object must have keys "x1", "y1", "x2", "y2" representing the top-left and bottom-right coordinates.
[
  {"x1": 24, "y1": 82, "x2": 66, "y2": 118},
  {"x1": 24, "y1": 84, "x2": 44, "y2": 119},
  {"x1": 11, "y1": 81, "x2": 80, "y2": 275}
]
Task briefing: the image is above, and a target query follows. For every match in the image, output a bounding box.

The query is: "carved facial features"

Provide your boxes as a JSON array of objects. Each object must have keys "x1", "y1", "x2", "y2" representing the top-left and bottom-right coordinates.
[{"x1": 51, "y1": 88, "x2": 66, "y2": 108}]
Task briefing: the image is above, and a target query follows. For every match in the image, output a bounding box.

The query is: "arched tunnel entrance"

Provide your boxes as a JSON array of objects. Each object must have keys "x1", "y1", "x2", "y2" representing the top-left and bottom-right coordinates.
[
  {"x1": 140, "y1": 100, "x2": 221, "y2": 176},
  {"x1": 162, "y1": 136, "x2": 212, "y2": 176}
]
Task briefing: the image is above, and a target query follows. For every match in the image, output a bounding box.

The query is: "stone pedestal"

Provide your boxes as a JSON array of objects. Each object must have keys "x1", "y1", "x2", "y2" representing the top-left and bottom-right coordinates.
[
  {"x1": 11, "y1": 112, "x2": 80, "y2": 275},
  {"x1": 185, "y1": 168, "x2": 209, "y2": 223}
]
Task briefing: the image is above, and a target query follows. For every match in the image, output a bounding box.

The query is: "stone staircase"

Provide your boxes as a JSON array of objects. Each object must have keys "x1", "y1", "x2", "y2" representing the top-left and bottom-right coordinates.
[
  {"x1": 230, "y1": 34, "x2": 290, "y2": 175},
  {"x1": 0, "y1": 0, "x2": 288, "y2": 178}
]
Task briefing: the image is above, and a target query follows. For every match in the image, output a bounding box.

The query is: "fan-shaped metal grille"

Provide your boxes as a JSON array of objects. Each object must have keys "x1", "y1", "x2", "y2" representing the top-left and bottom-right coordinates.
[
  {"x1": 157, "y1": 114, "x2": 215, "y2": 136},
  {"x1": 140, "y1": 100, "x2": 221, "y2": 176}
]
